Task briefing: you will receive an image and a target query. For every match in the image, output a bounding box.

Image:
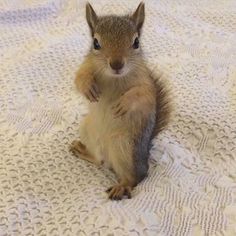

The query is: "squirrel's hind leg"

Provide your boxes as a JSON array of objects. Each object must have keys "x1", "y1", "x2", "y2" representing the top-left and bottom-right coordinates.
[
  {"x1": 70, "y1": 140, "x2": 102, "y2": 166},
  {"x1": 105, "y1": 137, "x2": 137, "y2": 200},
  {"x1": 106, "y1": 180, "x2": 133, "y2": 200}
]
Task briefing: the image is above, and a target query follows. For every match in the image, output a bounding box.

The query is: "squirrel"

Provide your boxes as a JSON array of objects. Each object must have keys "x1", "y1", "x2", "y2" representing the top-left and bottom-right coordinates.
[{"x1": 71, "y1": 2, "x2": 170, "y2": 200}]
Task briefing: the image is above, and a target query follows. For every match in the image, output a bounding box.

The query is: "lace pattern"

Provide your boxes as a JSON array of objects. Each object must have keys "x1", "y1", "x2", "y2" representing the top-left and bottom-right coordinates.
[{"x1": 0, "y1": 0, "x2": 235, "y2": 235}]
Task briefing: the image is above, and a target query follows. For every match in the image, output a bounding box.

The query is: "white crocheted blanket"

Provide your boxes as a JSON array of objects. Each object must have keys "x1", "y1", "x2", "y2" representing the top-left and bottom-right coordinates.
[{"x1": 0, "y1": 0, "x2": 236, "y2": 235}]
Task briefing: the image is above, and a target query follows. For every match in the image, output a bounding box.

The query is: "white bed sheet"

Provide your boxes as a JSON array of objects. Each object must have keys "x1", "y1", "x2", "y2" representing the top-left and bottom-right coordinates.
[{"x1": 0, "y1": 0, "x2": 236, "y2": 235}]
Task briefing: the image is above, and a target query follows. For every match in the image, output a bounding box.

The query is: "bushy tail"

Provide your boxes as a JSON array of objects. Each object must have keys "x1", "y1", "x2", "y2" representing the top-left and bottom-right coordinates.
[{"x1": 151, "y1": 72, "x2": 171, "y2": 138}]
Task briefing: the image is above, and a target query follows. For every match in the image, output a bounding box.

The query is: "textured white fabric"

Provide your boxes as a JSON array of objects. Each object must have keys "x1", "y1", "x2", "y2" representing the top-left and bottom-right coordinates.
[{"x1": 0, "y1": 0, "x2": 236, "y2": 235}]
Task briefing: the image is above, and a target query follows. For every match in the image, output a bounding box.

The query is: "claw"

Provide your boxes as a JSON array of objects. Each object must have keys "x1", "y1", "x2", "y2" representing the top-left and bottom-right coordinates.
[{"x1": 106, "y1": 185, "x2": 132, "y2": 200}]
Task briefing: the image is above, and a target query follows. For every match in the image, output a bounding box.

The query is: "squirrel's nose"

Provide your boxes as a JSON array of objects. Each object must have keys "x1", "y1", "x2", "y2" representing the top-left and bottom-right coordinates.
[{"x1": 109, "y1": 60, "x2": 124, "y2": 71}]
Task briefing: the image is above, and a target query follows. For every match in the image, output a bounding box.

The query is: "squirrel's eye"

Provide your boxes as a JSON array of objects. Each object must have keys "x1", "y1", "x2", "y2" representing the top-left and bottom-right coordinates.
[
  {"x1": 93, "y1": 38, "x2": 101, "y2": 50},
  {"x1": 133, "y1": 37, "x2": 139, "y2": 49}
]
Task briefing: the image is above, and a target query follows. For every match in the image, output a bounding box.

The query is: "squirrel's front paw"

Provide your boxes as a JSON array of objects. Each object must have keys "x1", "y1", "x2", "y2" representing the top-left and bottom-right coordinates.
[
  {"x1": 112, "y1": 93, "x2": 136, "y2": 117},
  {"x1": 112, "y1": 99, "x2": 129, "y2": 117},
  {"x1": 82, "y1": 81, "x2": 100, "y2": 102},
  {"x1": 75, "y1": 76, "x2": 100, "y2": 102}
]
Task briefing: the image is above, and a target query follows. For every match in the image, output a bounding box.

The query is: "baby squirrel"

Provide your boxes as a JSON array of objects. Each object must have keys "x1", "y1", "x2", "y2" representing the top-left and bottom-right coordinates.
[{"x1": 71, "y1": 2, "x2": 170, "y2": 200}]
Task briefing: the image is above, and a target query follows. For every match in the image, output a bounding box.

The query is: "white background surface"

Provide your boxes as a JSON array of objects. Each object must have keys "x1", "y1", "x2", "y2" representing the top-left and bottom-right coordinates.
[{"x1": 0, "y1": 0, "x2": 236, "y2": 235}]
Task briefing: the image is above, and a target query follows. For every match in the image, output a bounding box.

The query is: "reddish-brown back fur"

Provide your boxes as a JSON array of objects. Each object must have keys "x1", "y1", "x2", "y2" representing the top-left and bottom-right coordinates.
[{"x1": 152, "y1": 74, "x2": 171, "y2": 138}]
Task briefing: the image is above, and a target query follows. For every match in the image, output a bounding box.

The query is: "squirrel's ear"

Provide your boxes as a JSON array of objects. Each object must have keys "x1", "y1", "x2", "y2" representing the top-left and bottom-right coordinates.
[
  {"x1": 86, "y1": 3, "x2": 98, "y2": 35},
  {"x1": 130, "y1": 2, "x2": 145, "y2": 34}
]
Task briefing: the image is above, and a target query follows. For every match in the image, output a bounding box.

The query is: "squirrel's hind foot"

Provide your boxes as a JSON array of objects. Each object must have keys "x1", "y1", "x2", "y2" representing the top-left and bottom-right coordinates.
[{"x1": 106, "y1": 185, "x2": 132, "y2": 200}]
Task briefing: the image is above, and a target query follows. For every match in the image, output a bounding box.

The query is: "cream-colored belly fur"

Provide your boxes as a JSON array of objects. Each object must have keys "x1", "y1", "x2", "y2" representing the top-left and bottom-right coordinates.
[{"x1": 79, "y1": 78, "x2": 134, "y2": 172}]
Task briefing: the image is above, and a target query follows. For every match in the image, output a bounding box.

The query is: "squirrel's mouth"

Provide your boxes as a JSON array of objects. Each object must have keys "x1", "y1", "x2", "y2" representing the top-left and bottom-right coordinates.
[
  {"x1": 114, "y1": 70, "x2": 121, "y2": 75},
  {"x1": 105, "y1": 65, "x2": 129, "y2": 78},
  {"x1": 111, "y1": 70, "x2": 125, "y2": 77},
  {"x1": 110, "y1": 68, "x2": 129, "y2": 77}
]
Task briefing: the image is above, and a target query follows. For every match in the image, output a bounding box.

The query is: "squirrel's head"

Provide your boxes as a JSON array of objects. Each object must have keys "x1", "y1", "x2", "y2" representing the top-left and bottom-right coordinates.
[{"x1": 86, "y1": 2, "x2": 145, "y2": 77}]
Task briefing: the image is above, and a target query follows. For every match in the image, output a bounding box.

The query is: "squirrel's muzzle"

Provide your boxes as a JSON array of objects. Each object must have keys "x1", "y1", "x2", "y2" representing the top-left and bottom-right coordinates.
[{"x1": 109, "y1": 59, "x2": 124, "y2": 72}]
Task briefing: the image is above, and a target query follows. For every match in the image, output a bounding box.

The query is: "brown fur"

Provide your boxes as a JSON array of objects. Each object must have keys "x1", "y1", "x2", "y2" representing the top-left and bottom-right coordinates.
[
  {"x1": 151, "y1": 74, "x2": 171, "y2": 137},
  {"x1": 71, "y1": 2, "x2": 171, "y2": 200}
]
